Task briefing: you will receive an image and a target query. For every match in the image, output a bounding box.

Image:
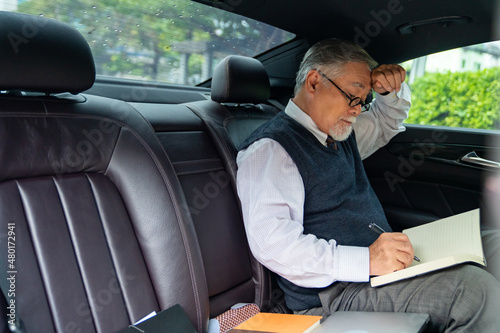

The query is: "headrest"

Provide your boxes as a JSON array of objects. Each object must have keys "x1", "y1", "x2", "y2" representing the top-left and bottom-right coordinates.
[
  {"x1": 211, "y1": 55, "x2": 270, "y2": 104},
  {"x1": 0, "y1": 11, "x2": 95, "y2": 94}
]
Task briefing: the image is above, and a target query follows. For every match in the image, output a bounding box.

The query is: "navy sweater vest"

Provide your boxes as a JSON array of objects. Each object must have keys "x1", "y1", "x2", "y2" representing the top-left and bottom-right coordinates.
[{"x1": 240, "y1": 112, "x2": 391, "y2": 310}]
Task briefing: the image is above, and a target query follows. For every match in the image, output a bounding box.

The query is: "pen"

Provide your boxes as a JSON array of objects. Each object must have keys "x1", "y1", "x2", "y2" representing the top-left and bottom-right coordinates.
[{"x1": 368, "y1": 223, "x2": 421, "y2": 262}]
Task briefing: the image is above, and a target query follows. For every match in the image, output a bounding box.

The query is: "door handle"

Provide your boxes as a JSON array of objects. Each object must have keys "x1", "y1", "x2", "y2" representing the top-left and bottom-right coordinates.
[{"x1": 460, "y1": 151, "x2": 500, "y2": 169}]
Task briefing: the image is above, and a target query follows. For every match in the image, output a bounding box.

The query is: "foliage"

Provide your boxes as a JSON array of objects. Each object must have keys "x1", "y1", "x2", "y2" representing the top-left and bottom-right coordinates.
[{"x1": 406, "y1": 67, "x2": 500, "y2": 130}]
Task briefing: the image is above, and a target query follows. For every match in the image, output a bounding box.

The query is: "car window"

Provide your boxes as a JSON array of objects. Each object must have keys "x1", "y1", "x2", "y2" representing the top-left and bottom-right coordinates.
[
  {"x1": 401, "y1": 41, "x2": 500, "y2": 130},
  {"x1": 7, "y1": 0, "x2": 295, "y2": 86}
]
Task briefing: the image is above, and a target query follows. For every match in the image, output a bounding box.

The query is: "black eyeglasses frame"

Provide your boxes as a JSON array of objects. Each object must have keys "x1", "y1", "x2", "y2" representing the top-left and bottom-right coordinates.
[{"x1": 316, "y1": 69, "x2": 372, "y2": 112}]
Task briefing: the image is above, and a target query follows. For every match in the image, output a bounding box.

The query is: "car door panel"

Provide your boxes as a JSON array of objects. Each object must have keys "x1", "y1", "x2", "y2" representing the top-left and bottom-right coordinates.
[{"x1": 364, "y1": 124, "x2": 500, "y2": 231}]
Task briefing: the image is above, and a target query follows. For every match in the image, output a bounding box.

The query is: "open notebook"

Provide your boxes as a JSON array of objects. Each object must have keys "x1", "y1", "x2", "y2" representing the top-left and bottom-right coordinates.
[{"x1": 370, "y1": 209, "x2": 485, "y2": 287}]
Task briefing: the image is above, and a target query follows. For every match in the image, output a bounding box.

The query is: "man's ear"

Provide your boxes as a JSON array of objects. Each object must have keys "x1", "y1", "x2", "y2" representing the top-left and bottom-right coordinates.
[{"x1": 305, "y1": 70, "x2": 321, "y2": 94}]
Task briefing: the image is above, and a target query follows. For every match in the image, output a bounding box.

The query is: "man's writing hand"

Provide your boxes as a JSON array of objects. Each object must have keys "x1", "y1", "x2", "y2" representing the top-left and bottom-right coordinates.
[
  {"x1": 371, "y1": 64, "x2": 406, "y2": 95},
  {"x1": 369, "y1": 232, "x2": 414, "y2": 276}
]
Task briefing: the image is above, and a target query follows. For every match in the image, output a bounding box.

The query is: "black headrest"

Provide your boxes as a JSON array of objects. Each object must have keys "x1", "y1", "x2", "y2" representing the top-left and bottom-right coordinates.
[
  {"x1": 0, "y1": 11, "x2": 95, "y2": 94},
  {"x1": 211, "y1": 55, "x2": 270, "y2": 104}
]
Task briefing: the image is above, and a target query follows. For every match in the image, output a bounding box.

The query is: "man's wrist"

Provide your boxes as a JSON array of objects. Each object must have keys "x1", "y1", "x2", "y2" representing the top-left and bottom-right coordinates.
[
  {"x1": 335, "y1": 245, "x2": 370, "y2": 282},
  {"x1": 374, "y1": 82, "x2": 411, "y2": 109}
]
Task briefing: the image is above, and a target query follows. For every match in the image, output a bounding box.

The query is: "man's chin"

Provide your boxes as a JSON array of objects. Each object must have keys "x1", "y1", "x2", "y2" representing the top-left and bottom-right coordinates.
[{"x1": 329, "y1": 126, "x2": 352, "y2": 142}]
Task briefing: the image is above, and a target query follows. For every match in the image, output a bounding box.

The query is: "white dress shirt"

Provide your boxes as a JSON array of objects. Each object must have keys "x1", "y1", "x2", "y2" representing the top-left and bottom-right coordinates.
[{"x1": 236, "y1": 83, "x2": 411, "y2": 288}]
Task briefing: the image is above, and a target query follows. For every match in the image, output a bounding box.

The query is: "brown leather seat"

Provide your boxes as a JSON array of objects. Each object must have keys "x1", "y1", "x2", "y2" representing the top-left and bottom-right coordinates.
[{"x1": 0, "y1": 11, "x2": 209, "y2": 333}]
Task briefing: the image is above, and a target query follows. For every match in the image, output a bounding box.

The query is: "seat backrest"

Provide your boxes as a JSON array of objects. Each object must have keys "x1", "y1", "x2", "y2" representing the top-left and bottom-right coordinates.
[
  {"x1": 181, "y1": 55, "x2": 288, "y2": 314},
  {"x1": 135, "y1": 102, "x2": 260, "y2": 318},
  {"x1": 187, "y1": 55, "x2": 280, "y2": 195},
  {"x1": 0, "y1": 11, "x2": 209, "y2": 333}
]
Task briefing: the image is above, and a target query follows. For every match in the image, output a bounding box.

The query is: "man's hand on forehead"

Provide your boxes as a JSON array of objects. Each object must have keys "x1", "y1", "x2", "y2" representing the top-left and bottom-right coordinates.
[{"x1": 371, "y1": 64, "x2": 406, "y2": 95}]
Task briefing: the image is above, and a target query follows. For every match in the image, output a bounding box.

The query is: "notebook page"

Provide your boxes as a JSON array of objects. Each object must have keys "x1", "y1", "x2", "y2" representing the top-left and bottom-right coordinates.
[{"x1": 403, "y1": 209, "x2": 482, "y2": 266}]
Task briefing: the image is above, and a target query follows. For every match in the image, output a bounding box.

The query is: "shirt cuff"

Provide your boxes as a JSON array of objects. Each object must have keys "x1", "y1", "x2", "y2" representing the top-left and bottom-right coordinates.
[
  {"x1": 334, "y1": 245, "x2": 370, "y2": 282},
  {"x1": 376, "y1": 82, "x2": 412, "y2": 111}
]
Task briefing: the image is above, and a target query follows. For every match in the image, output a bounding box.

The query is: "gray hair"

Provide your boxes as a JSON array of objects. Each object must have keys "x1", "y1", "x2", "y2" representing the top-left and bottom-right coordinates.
[{"x1": 294, "y1": 39, "x2": 378, "y2": 95}]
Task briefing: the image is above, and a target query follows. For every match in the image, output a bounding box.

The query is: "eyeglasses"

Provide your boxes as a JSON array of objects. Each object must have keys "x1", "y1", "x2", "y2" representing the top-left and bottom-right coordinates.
[{"x1": 317, "y1": 70, "x2": 372, "y2": 112}]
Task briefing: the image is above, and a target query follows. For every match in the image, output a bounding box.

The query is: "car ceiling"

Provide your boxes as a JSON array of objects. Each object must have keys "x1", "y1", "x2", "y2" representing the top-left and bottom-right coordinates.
[{"x1": 195, "y1": 0, "x2": 499, "y2": 64}]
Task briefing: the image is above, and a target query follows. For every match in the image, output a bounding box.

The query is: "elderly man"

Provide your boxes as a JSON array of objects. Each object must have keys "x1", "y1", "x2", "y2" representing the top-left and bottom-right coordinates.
[{"x1": 236, "y1": 38, "x2": 500, "y2": 332}]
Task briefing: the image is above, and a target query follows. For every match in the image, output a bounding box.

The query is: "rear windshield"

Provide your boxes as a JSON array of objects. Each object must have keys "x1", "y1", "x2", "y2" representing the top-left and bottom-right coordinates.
[{"x1": 7, "y1": 0, "x2": 295, "y2": 85}]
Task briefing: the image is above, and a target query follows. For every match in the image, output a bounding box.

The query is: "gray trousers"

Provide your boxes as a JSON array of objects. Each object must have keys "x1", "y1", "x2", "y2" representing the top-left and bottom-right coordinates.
[{"x1": 296, "y1": 232, "x2": 500, "y2": 332}]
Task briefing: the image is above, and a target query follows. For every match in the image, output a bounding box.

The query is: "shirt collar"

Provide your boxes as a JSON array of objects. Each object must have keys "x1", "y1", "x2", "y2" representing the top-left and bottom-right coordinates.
[{"x1": 284, "y1": 99, "x2": 329, "y2": 146}]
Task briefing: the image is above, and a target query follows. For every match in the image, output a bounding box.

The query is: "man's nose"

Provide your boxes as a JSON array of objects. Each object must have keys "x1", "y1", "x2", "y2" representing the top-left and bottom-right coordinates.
[{"x1": 349, "y1": 104, "x2": 362, "y2": 117}]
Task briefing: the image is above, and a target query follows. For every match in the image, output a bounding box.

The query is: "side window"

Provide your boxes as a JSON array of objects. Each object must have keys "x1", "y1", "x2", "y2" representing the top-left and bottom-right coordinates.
[{"x1": 401, "y1": 41, "x2": 500, "y2": 130}]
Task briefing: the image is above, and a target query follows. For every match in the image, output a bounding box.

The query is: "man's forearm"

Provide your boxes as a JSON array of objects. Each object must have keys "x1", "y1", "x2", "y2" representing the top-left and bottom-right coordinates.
[{"x1": 354, "y1": 82, "x2": 411, "y2": 159}]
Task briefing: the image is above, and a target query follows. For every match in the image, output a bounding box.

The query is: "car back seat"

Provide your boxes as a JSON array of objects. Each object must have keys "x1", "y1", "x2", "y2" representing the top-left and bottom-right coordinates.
[
  {"x1": 184, "y1": 56, "x2": 288, "y2": 314},
  {"x1": 0, "y1": 11, "x2": 209, "y2": 333},
  {"x1": 134, "y1": 55, "x2": 285, "y2": 317}
]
